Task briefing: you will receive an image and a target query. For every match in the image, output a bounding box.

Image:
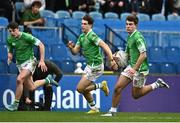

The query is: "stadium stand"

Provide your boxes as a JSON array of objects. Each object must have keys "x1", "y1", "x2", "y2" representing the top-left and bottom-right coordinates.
[
  {"x1": 165, "y1": 46, "x2": 180, "y2": 63},
  {"x1": 40, "y1": 10, "x2": 55, "y2": 18},
  {"x1": 120, "y1": 12, "x2": 131, "y2": 21},
  {"x1": 59, "y1": 59, "x2": 75, "y2": 73},
  {"x1": 104, "y1": 12, "x2": 119, "y2": 19},
  {"x1": 2, "y1": 8, "x2": 180, "y2": 74},
  {"x1": 15, "y1": 2, "x2": 25, "y2": 21},
  {"x1": 72, "y1": 11, "x2": 86, "y2": 19},
  {"x1": 0, "y1": 27, "x2": 7, "y2": 44},
  {"x1": 167, "y1": 14, "x2": 180, "y2": 21},
  {"x1": 148, "y1": 62, "x2": 161, "y2": 74},
  {"x1": 7, "y1": 62, "x2": 18, "y2": 74},
  {"x1": 31, "y1": 27, "x2": 59, "y2": 45},
  {"x1": 137, "y1": 13, "x2": 150, "y2": 21},
  {"x1": 0, "y1": 61, "x2": 7, "y2": 74},
  {"x1": 160, "y1": 63, "x2": 176, "y2": 74},
  {"x1": 0, "y1": 44, "x2": 7, "y2": 61},
  {"x1": 63, "y1": 19, "x2": 81, "y2": 41},
  {"x1": 0, "y1": 17, "x2": 9, "y2": 26},
  {"x1": 40, "y1": 10, "x2": 56, "y2": 27},
  {"x1": 89, "y1": 11, "x2": 103, "y2": 19},
  {"x1": 51, "y1": 44, "x2": 69, "y2": 61},
  {"x1": 151, "y1": 13, "x2": 166, "y2": 21},
  {"x1": 56, "y1": 10, "x2": 71, "y2": 19},
  {"x1": 148, "y1": 47, "x2": 166, "y2": 63},
  {"x1": 176, "y1": 63, "x2": 180, "y2": 74}
]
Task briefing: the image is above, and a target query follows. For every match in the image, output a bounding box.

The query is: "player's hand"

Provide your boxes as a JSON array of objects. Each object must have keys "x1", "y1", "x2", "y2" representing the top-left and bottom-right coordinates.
[
  {"x1": 67, "y1": 41, "x2": 75, "y2": 49},
  {"x1": 113, "y1": 56, "x2": 120, "y2": 64},
  {"x1": 38, "y1": 60, "x2": 47, "y2": 72},
  {"x1": 110, "y1": 59, "x2": 118, "y2": 70},
  {"x1": 25, "y1": 97, "x2": 32, "y2": 104},
  {"x1": 128, "y1": 67, "x2": 136, "y2": 76},
  {"x1": 7, "y1": 53, "x2": 13, "y2": 65},
  {"x1": 7, "y1": 59, "x2": 12, "y2": 65}
]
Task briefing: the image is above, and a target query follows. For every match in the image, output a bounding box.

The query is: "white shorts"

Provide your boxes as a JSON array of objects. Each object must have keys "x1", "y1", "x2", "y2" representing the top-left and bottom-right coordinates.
[
  {"x1": 84, "y1": 63, "x2": 104, "y2": 82},
  {"x1": 17, "y1": 58, "x2": 38, "y2": 74},
  {"x1": 121, "y1": 65, "x2": 147, "y2": 88}
]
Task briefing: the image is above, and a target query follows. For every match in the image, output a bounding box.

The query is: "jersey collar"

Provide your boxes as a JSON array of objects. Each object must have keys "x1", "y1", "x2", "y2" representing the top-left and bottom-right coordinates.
[
  {"x1": 85, "y1": 29, "x2": 92, "y2": 36},
  {"x1": 129, "y1": 29, "x2": 137, "y2": 37}
]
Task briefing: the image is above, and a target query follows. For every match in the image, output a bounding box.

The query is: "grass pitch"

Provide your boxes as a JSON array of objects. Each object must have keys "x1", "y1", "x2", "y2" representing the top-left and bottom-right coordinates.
[{"x1": 0, "y1": 111, "x2": 180, "y2": 122}]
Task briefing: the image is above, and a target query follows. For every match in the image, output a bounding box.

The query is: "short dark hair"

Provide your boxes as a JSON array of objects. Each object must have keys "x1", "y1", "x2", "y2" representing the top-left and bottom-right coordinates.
[
  {"x1": 31, "y1": 1, "x2": 42, "y2": 8},
  {"x1": 7, "y1": 22, "x2": 19, "y2": 29},
  {"x1": 82, "y1": 15, "x2": 94, "y2": 25},
  {"x1": 126, "y1": 15, "x2": 139, "y2": 25}
]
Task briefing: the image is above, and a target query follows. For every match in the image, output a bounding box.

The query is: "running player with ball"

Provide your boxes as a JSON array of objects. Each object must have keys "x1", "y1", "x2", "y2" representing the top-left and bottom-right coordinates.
[{"x1": 102, "y1": 15, "x2": 170, "y2": 116}]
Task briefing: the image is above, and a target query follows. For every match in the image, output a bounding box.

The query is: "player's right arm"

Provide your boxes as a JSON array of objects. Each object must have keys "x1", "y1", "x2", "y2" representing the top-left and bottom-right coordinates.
[
  {"x1": 7, "y1": 53, "x2": 13, "y2": 65},
  {"x1": 7, "y1": 39, "x2": 13, "y2": 65},
  {"x1": 67, "y1": 41, "x2": 81, "y2": 55}
]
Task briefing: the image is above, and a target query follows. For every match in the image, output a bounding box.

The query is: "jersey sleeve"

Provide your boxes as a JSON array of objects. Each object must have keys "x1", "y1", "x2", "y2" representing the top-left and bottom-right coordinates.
[
  {"x1": 76, "y1": 36, "x2": 81, "y2": 46},
  {"x1": 136, "y1": 37, "x2": 147, "y2": 53},
  {"x1": 25, "y1": 33, "x2": 41, "y2": 46},
  {"x1": 89, "y1": 32, "x2": 101, "y2": 46},
  {"x1": 7, "y1": 38, "x2": 13, "y2": 53}
]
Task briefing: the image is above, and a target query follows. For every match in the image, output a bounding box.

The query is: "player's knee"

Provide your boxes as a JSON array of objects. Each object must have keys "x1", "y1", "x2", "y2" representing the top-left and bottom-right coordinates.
[
  {"x1": 16, "y1": 76, "x2": 24, "y2": 85},
  {"x1": 76, "y1": 87, "x2": 84, "y2": 94},
  {"x1": 132, "y1": 93, "x2": 140, "y2": 100},
  {"x1": 114, "y1": 86, "x2": 123, "y2": 94},
  {"x1": 29, "y1": 86, "x2": 36, "y2": 91}
]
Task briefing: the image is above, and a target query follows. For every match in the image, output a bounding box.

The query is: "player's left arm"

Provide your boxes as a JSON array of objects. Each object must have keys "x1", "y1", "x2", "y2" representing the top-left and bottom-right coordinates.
[
  {"x1": 129, "y1": 38, "x2": 147, "y2": 74},
  {"x1": 133, "y1": 52, "x2": 147, "y2": 71},
  {"x1": 31, "y1": 36, "x2": 47, "y2": 72},
  {"x1": 98, "y1": 40, "x2": 118, "y2": 70},
  {"x1": 38, "y1": 42, "x2": 47, "y2": 72}
]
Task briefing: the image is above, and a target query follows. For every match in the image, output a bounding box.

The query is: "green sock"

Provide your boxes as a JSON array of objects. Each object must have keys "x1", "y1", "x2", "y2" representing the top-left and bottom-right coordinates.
[
  {"x1": 45, "y1": 78, "x2": 50, "y2": 84},
  {"x1": 15, "y1": 99, "x2": 19, "y2": 103}
]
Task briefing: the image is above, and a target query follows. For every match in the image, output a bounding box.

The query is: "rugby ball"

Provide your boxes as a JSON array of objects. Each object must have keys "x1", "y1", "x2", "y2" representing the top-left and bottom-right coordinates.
[{"x1": 113, "y1": 50, "x2": 128, "y2": 68}]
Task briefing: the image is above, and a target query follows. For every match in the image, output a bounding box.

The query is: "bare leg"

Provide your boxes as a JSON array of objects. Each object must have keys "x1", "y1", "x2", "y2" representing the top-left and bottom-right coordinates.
[
  {"x1": 101, "y1": 75, "x2": 131, "y2": 116},
  {"x1": 15, "y1": 69, "x2": 31, "y2": 100},
  {"x1": 132, "y1": 78, "x2": 169, "y2": 99},
  {"x1": 132, "y1": 85, "x2": 153, "y2": 99},
  {"x1": 112, "y1": 75, "x2": 131, "y2": 107},
  {"x1": 76, "y1": 75, "x2": 94, "y2": 103}
]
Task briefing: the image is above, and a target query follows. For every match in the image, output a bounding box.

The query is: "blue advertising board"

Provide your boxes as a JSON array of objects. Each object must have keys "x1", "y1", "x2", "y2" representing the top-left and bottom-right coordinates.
[
  {"x1": 0, "y1": 75, "x2": 180, "y2": 112},
  {"x1": 0, "y1": 75, "x2": 118, "y2": 112}
]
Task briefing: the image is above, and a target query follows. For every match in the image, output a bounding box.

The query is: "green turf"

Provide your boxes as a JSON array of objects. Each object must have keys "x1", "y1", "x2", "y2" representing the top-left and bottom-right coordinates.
[{"x1": 0, "y1": 111, "x2": 180, "y2": 122}]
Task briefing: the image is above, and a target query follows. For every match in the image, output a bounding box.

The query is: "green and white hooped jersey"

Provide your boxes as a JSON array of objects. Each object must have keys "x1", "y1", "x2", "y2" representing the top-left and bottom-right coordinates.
[
  {"x1": 76, "y1": 30, "x2": 103, "y2": 66},
  {"x1": 125, "y1": 30, "x2": 149, "y2": 75},
  {"x1": 7, "y1": 32, "x2": 41, "y2": 65}
]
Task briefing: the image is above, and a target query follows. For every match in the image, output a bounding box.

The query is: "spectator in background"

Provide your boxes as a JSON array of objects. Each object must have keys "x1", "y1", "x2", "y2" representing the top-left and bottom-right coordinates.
[
  {"x1": 126, "y1": 0, "x2": 140, "y2": 15},
  {"x1": 173, "y1": 0, "x2": 180, "y2": 15},
  {"x1": 149, "y1": 0, "x2": 163, "y2": 16},
  {"x1": 164, "y1": 0, "x2": 174, "y2": 17},
  {"x1": 68, "y1": 0, "x2": 87, "y2": 13},
  {"x1": 111, "y1": 0, "x2": 129, "y2": 15},
  {"x1": 139, "y1": 0, "x2": 151, "y2": 14},
  {"x1": 21, "y1": 0, "x2": 45, "y2": 26},
  {"x1": 0, "y1": 0, "x2": 14, "y2": 22},
  {"x1": 98, "y1": 0, "x2": 114, "y2": 15},
  {"x1": 45, "y1": 0, "x2": 56, "y2": 12},
  {"x1": 23, "y1": 0, "x2": 46, "y2": 11},
  {"x1": 45, "y1": 0, "x2": 71, "y2": 12}
]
